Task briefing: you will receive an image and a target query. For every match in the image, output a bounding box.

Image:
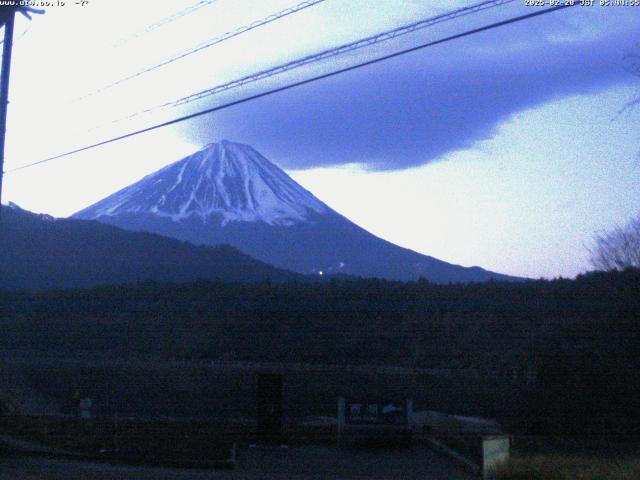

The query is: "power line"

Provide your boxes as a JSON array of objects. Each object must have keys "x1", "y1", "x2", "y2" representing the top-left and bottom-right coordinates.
[
  {"x1": 0, "y1": 23, "x2": 33, "y2": 47},
  {"x1": 6, "y1": 4, "x2": 576, "y2": 174},
  {"x1": 90, "y1": 0, "x2": 516, "y2": 131},
  {"x1": 113, "y1": 0, "x2": 219, "y2": 47},
  {"x1": 111, "y1": 0, "x2": 517, "y2": 124},
  {"x1": 74, "y1": 0, "x2": 327, "y2": 103}
]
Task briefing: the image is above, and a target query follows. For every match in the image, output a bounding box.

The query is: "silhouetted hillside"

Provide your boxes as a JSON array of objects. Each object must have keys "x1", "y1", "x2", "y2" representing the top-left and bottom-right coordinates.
[{"x1": 0, "y1": 204, "x2": 302, "y2": 288}]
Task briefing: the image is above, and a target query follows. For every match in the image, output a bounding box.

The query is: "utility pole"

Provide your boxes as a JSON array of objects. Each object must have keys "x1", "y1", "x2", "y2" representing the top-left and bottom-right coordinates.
[
  {"x1": 0, "y1": 4, "x2": 43, "y2": 220},
  {"x1": 0, "y1": 7, "x2": 16, "y2": 216}
]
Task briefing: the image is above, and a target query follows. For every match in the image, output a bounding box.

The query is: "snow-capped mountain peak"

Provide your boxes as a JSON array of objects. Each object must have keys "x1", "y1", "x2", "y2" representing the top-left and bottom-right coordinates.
[
  {"x1": 73, "y1": 140, "x2": 520, "y2": 283},
  {"x1": 75, "y1": 140, "x2": 330, "y2": 226}
]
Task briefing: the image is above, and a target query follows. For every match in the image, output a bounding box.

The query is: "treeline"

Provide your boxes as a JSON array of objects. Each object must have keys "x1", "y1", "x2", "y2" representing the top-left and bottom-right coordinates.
[
  {"x1": 0, "y1": 205, "x2": 302, "y2": 289},
  {"x1": 1, "y1": 269, "x2": 639, "y2": 430}
]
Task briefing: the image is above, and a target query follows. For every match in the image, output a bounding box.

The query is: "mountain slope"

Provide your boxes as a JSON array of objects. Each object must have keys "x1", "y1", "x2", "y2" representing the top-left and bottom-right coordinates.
[
  {"x1": 74, "y1": 141, "x2": 520, "y2": 283},
  {"x1": 0, "y1": 203, "x2": 302, "y2": 289}
]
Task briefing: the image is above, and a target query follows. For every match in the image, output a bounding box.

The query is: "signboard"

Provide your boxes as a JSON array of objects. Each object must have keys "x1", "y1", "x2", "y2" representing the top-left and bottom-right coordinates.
[{"x1": 345, "y1": 401, "x2": 406, "y2": 425}]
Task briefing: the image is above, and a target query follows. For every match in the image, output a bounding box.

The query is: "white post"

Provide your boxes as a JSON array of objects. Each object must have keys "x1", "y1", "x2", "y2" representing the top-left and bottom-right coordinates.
[
  {"x1": 406, "y1": 399, "x2": 414, "y2": 430},
  {"x1": 337, "y1": 397, "x2": 345, "y2": 447},
  {"x1": 482, "y1": 435, "x2": 510, "y2": 479}
]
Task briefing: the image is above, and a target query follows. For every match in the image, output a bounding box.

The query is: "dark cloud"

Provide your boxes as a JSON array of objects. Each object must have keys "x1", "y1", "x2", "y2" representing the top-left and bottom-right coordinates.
[{"x1": 179, "y1": 9, "x2": 639, "y2": 170}]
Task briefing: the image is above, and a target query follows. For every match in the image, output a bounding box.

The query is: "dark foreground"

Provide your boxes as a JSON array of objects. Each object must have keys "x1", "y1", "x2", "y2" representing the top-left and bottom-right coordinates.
[
  {"x1": 3, "y1": 269, "x2": 640, "y2": 429},
  {"x1": 0, "y1": 445, "x2": 473, "y2": 480}
]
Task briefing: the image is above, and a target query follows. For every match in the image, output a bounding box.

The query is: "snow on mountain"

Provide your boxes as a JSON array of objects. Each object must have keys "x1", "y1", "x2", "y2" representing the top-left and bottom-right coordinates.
[
  {"x1": 74, "y1": 140, "x2": 521, "y2": 283},
  {"x1": 5, "y1": 201, "x2": 55, "y2": 221},
  {"x1": 75, "y1": 140, "x2": 329, "y2": 226}
]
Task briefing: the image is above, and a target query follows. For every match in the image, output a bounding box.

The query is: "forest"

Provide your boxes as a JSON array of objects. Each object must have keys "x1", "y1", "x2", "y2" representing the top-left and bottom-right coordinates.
[{"x1": 0, "y1": 269, "x2": 638, "y2": 432}]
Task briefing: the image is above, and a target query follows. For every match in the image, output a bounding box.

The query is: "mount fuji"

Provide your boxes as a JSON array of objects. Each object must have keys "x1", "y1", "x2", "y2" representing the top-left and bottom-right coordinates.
[{"x1": 73, "y1": 140, "x2": 518, "y2": 283}]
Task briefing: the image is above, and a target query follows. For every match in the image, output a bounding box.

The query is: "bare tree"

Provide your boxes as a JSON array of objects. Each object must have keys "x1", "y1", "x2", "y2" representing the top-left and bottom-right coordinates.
[{"x1": 589, "y1": 214, "x2": 640, "y2": 271}]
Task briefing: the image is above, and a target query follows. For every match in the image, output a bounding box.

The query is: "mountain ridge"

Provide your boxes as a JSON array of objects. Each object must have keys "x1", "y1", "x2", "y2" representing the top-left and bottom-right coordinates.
[{"x1": 0, "y1": 204, "x2": 303, "y2": 289}]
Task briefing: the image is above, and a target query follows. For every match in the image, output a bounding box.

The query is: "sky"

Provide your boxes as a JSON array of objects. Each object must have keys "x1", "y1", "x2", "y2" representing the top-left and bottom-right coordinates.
[{"x1": 2, "y1": 0, "x2": 640, "y2": 279}]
